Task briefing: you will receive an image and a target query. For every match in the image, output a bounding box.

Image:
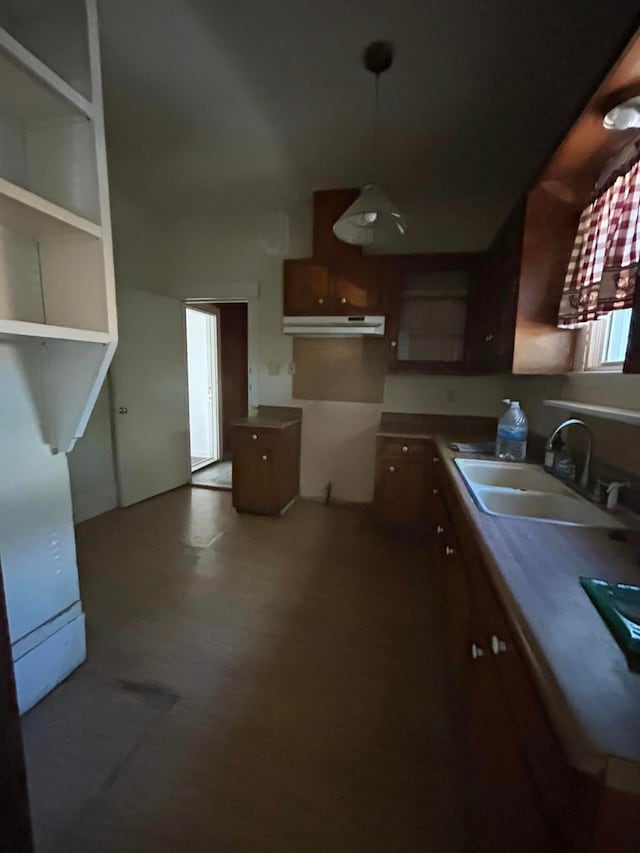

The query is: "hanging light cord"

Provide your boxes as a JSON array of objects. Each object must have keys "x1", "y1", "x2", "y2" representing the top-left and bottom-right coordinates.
[{"x1": 371, "y1": 73, "x2": 379, "y2": 184}]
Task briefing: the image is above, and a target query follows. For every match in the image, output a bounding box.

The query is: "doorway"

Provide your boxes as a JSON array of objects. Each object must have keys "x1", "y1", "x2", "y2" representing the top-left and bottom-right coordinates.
[
  {"x1": 186, "y1": 301, "x2": 249, "y2": 490},
  {"x1": 186, "y1": 307, "x2": 221, "y2": 472}
]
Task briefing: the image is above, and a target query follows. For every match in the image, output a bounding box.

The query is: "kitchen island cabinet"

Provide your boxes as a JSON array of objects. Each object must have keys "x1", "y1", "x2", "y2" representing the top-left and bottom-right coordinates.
[{"x1": 232, "y1": 408, "x2": 301, "y2": 516}]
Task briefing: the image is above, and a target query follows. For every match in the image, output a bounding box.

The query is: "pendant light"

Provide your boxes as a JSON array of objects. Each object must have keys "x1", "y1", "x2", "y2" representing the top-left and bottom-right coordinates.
[
  {"x1": 603, "y1": 95, "x2": 640, "y2": 130},
  {"x1": 333, "y1": 40, "x2": 407, "y2": 246}
]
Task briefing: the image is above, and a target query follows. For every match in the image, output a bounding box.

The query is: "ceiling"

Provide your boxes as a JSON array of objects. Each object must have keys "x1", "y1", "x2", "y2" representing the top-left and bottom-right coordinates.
[{"x1": 99, "y1": 0, "x2": 640, "y2": 234}]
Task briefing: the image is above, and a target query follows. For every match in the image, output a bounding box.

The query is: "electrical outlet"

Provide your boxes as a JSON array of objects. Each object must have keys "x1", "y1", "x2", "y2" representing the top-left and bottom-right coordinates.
[{"x1": 267, "y1": 361, "x2": 281, "y2": 376}]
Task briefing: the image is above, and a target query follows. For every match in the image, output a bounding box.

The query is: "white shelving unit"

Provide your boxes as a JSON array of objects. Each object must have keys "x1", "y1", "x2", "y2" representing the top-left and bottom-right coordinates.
[
  {"x1": 543, "y1": 399, "x2": 640, "y2": 426},
  {"x1": 0, "y1": 0, "x2": 116, "y2": 453}
]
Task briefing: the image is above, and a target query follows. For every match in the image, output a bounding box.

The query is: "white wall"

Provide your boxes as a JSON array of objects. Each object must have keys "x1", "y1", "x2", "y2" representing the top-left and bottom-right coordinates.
[
  {"x1": 67, "y1": 383, "x2": 117, "y2": 522},
  {"x1": 0, "y1": 342, "x2": 85, "y2": 711},
  {"x1": 512, "y1": 373, "x2": 640, "y2": 477},
  {"x1": 66, "y1": 192, "x2": 169, "y2": 520}
]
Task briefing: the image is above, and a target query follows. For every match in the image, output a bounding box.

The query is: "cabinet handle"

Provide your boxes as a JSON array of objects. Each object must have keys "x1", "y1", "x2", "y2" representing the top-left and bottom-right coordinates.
[
  {"x1": 118, "y1": 406, "x2": 128, "y2": 414},
  {"x1": 432, "y1": 487, "x2": 439, "y2": 495},
  {"x1": 340, "y1": 297, "x2": 347, "y2": 304},
  {"x1": 261, "y1": 454, "x2": 268, "y2": 461},
  {"x1": 388, "y1": 465, "x2": 395, "y2": 472},
  {"x1": 402, "y1": 445, "x2": 409, "y2": 453},
  {"x1": 484, "y1": 333, "x2": 495, "y2": 343},
  {"x1": 318, "y1": 297, "x2": 324, "y2": 304},
  {"x1": 490, "y1": 635, "x2": 507, "y2": 655},
  {"x1": 251, "y1": 434, "x2": 257, "y2": 440},
  {"x1": 433, "y1": 456, "x2": 440, "y2": 463},
  {"x1": 390, "y1": 340, "x2": 397, "y2": 348},
  {"x1": 436, "y1": 525, "x2": 445, "y2": 534},
  {"x1": 471, "y1": 643, "x2": 484, "y2": 660},
  {"x1": 445, "y1": 545, "x2": 456, "y2": 556}
]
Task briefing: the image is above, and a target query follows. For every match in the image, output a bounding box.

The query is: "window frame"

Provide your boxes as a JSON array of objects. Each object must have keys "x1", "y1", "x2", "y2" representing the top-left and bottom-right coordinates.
[{"x1": 573, "y1": 307, "x2": 632, "y2": 373}]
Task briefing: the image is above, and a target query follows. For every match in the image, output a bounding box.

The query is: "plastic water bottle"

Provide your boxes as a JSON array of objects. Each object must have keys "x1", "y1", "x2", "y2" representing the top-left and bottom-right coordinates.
[{"x1": 496, "y1": 399, "x2": 528, "y2": 462}]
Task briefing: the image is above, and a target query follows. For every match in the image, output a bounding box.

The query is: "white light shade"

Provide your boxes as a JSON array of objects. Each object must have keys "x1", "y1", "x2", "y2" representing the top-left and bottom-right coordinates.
[
  {"x1": 603, "y1": 96, "x2": 640, "y2": 130},
  {"x1": 333, "y1": 184, "x2": 407, "y2": 245}
]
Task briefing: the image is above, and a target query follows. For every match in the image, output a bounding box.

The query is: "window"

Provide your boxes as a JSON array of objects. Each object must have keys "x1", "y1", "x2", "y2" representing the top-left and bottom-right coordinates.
[{"x1": 575, "y1": 307, "x2": 632, "y2": 371}]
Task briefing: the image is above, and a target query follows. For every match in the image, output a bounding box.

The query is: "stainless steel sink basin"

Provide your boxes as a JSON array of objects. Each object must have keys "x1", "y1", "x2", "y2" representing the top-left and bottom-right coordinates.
[{"x1": 454, "y1": 458, "x2": 625, "y2": 528}]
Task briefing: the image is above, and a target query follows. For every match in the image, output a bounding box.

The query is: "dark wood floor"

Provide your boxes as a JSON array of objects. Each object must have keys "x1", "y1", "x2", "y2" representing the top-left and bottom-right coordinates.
[{"x1": 22, "y1": 488, "x2": 470, "y2": 852}]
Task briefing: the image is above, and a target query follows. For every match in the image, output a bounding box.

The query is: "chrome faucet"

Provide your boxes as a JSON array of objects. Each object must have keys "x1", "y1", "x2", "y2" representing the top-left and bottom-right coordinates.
[{"x1": 546, "y1": 418, "x2": 593, "y2": 490}]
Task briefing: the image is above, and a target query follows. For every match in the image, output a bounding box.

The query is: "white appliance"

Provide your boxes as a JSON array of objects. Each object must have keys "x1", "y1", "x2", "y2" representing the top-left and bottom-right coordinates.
[{"x1": 283, "y1": 315, "x2": 385, "y2": 337}]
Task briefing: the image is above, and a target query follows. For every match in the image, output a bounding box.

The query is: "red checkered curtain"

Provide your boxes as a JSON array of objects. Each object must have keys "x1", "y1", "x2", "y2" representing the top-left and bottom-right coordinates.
[{"x1": 558, "y1": 146, "x2": 640, "y2": 328}]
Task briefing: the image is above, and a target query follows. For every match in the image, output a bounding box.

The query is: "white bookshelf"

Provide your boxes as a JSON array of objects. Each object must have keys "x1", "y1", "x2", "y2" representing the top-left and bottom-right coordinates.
[
  {"x1": 0, "y1": 177, "x2": 101, "y2": 239},
  {"x1": 0, "y1": 319, "x2": 109, "y2": 344},
  {"x1": 0, "y1": 25, "x2": 93, "y2": 120},
  {"x1": 0, "y1": 0, "x2": 117, "y2": 453}
]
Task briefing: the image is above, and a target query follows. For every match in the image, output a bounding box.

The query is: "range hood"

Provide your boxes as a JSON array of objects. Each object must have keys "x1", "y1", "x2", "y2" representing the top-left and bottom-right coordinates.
[{"x1": 283, "y1": 315, "x2": 385, "y2": 337}]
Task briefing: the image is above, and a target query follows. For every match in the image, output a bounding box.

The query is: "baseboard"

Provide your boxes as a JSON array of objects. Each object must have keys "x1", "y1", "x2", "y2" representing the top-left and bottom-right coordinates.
[{"x1": 14, "y1": 612, "x2": 86, "y2": 714}]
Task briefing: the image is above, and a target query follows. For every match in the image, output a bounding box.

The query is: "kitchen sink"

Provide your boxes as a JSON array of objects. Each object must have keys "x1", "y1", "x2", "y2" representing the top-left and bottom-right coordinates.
[
  {"x1": 455, "y1": 459, "x2": 568, "y2": 493},
  {"x1": 454, "y1": 458, "x2": 625, "y2": 528}
]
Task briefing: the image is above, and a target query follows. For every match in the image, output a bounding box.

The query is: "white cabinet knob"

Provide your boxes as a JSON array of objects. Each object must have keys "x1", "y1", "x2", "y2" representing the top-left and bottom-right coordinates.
[
  {"x1": 433, "y1": 456, "x2": 440, "y2": 463},
  {"x1": 402, "y1": 446, "x2": 409, "y2": 453},
  {"x1": 436, "y1": 525, "x2": 444, "y2": 534},
  {"x1": 388, "y1": 465, "x2": 395, "y2": 473},
  {"x1": 251, "y1": 434, "x2": 257, "y2": 440},
  {"x1": 318, "y1": 297, "x2": 324, "y2": 304},
  {"x1": 471, "y1": 643, "x2": 484, "y2": 660},
  {"x1": 490, "y1": 635, "x2": 507, "y2": 655},
  {"x1": 390, "y1": 340, "x2": 397, "y2": 348},
  {"x1": 340, "y1": 297, "x2": 347, "y2": 304},
  {"x1": 485, "y1": 333, "x2": 495, "y2": 343},
  {"x1": 432, "y1": 488, "x2": 439, "y2": 495},
  {"x1": 445, "y1": 545, "x2": 455, "y2": 556},
  {"x1": 261, "y1": 454, "x2": 268, "y2": 461}
]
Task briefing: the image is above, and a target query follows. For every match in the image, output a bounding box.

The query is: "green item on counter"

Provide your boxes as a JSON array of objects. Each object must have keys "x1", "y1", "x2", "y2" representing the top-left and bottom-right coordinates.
[{"x1": 580, "y1": 577, "x2": 640, "y2": 665}]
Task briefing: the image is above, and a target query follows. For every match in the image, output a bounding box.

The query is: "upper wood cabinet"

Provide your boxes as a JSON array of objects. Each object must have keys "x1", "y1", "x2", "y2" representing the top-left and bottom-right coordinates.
[
  {"x1": 282, "y1": 260, "x2": 331, "y2": 315},
  {"x1": 283, "y1": 257, "x2": 386, "y2": 316},
  {"x1": 385, "y1": 253, "x2": 482, "y2": 373},
  {"x1": 468, "y1": 207, "x2": 524, "y2": 374}
]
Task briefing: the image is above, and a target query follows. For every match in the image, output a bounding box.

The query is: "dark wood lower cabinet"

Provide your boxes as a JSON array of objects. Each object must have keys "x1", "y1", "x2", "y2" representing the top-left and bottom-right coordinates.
[
  {"x1": 373, "y1": 437, "x2": 440, "y2": 531},
  {"x1": 232, "y1": 423, "x2": 301, "y2": 516},
  {"x1": 433, "y1": 458, "x2": 640, "y2": 853}
]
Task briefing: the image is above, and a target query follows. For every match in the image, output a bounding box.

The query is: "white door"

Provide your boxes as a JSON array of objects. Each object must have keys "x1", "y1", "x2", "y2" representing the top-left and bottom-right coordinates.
[
  {"x1": 186, "y1": 308, "x2": 220, "y2": 468},
  {"x1": 111, "y1": 289, "x2": 189, "y2": 506}
]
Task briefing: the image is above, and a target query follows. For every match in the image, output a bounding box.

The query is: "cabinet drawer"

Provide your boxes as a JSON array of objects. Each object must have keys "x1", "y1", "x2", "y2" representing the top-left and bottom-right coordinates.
[
  {"x1": 233, "y1": 427, "x2": 276, "y2": 450},
  {"x1": 378, "y1": 437, "x2": 433, "y2": 458}
]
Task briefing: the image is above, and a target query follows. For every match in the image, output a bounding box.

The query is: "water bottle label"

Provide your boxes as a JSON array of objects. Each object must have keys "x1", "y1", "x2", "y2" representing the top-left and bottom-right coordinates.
[{"x1": 497, "y1": 425, "x2": 527, "y2": 441}]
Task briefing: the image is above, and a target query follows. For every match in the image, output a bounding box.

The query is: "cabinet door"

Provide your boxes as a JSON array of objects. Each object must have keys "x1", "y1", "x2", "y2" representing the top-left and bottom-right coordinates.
[
  {"x1": 332, "y1": 259, "x2": 385, "y2": 314},
  {"x1": 386, "y1": 255, "x2": 478, "y2": 373},
  {"x1": 470, "y1": 555, "x2": 572, "y2": 838},
  {"x1": 466, "y1": 635, "x2": 554, "y2": 853},
  {"x1": 283, "y1": 260, "x2": 331, "y2": 315},
  {"x1": 232, "y1": 447, "x2": 275, "y2": 515},
  {"x1": 373, "y1": 457, "x2": 434, "y2": 530},
  {"x1": 468, "y1": 207, "x2": 523, "y2": 373}
]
